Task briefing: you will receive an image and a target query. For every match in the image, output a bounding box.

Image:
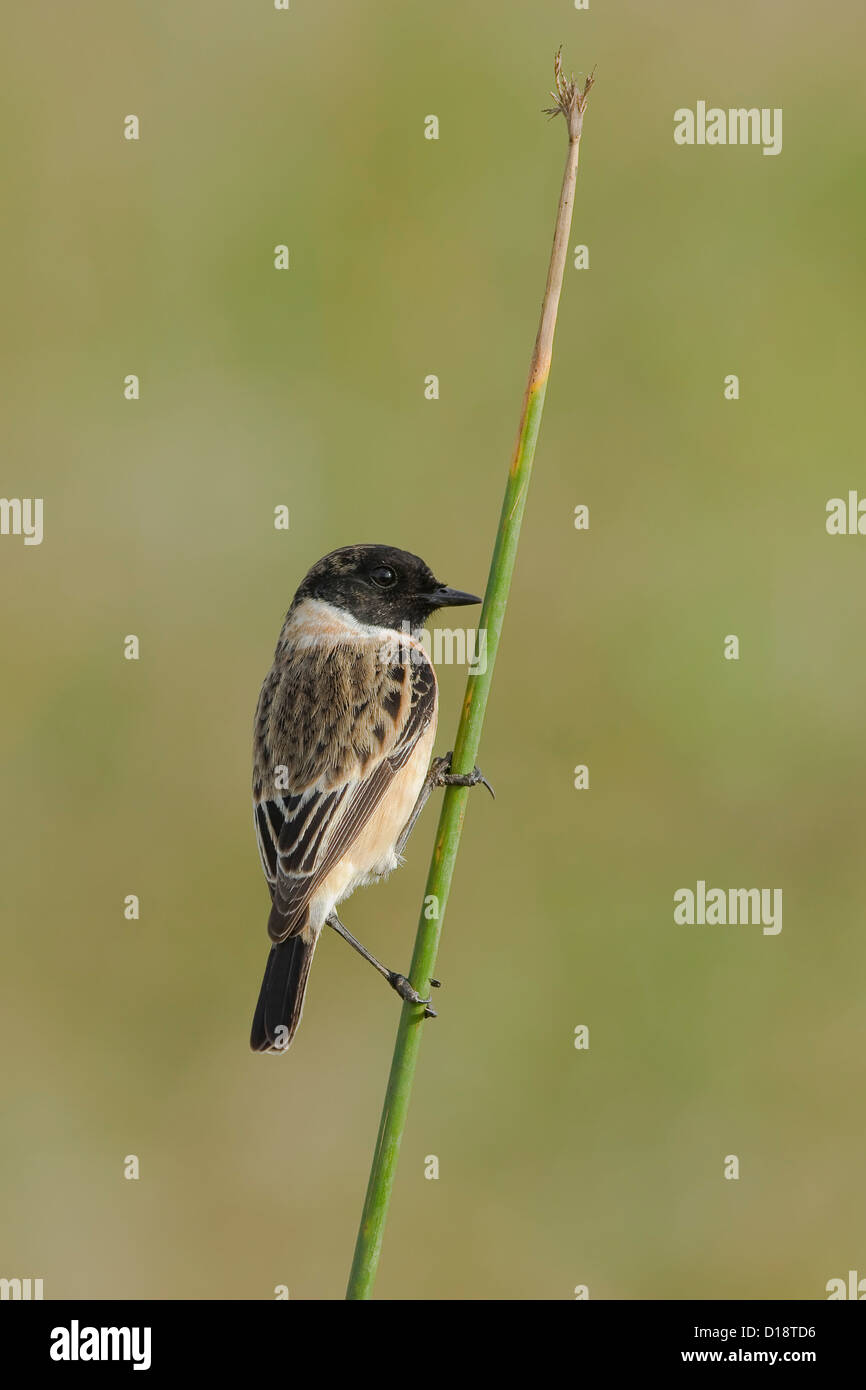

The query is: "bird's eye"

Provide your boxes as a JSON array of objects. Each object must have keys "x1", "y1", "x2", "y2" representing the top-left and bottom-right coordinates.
[{"x1": 369, "y1": 565, "x2": 398, "y2": 589}]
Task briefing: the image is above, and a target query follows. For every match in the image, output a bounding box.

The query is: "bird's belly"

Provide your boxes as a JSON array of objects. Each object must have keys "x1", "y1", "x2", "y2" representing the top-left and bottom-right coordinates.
[{"x1": 308, "y1": 718, "x2": 437, "y2": 930}]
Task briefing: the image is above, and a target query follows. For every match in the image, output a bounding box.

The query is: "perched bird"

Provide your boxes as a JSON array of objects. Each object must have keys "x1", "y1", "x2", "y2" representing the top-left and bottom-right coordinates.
[{"x1": 250, "y1": 543, "x2": 491, "y2": 1053}]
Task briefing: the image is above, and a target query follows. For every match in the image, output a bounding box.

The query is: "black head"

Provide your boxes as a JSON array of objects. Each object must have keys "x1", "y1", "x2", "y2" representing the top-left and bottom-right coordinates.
[{"x1": 293, "y1": 544, "x2": 481, "y2": 632}]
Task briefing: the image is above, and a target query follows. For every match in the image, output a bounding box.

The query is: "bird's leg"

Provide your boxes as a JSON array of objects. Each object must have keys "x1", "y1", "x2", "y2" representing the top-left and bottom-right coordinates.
[
  {"x1": 326, "y1": 911, "x2": 437, "y2": 1016},
  {"x1": 393, "y1": 751, "x2": 495, "y2": 859},
  {"x1": 330, "y1": 758, "x2": 491, "y2": 1019}
]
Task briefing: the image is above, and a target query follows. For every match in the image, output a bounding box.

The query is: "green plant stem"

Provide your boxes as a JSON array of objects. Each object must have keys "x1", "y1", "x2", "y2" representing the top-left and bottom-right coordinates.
[{"x1": 346, "y1": 55, "x2": 594, "y2": 1301}]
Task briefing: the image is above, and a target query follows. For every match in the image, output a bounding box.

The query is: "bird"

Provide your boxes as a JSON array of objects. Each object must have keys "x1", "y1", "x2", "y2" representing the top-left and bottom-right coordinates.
[{"x1": 250, "y1": 543, "x2": 492, "y2": 1054}]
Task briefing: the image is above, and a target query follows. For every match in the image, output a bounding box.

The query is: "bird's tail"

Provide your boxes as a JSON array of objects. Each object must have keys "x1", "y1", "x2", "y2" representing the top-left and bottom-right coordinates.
[{"x1": 250, "y1": 934, "x2": 318, "y2": 1053}]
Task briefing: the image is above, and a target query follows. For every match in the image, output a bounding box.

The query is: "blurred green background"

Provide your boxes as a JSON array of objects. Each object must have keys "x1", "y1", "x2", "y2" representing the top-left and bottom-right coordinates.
[{"x1": 2, "y1": 0, "x2": 865, "y2": 1300}]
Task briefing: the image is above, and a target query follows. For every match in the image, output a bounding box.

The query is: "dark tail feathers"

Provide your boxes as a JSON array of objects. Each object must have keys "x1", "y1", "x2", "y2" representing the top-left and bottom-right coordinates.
[{"x1": 250, "y1": 935, "x2": 317, "y2": 1053}]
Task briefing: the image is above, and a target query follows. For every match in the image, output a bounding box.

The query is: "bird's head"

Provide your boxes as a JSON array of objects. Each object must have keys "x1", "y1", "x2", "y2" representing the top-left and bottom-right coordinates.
[{"x1": 293, "y1": 544, "x2": 481, "y2": 633}]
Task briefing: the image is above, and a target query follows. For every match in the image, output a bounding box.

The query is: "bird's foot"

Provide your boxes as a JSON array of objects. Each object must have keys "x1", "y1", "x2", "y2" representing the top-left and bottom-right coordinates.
[
  {"x1": 389, "y1": 973, "x2": 438, "y2": 1017},
  {"x1": 430, "y1": 752, "x2": 495, "y2": 798},
  {"x1": 388, "y1": 972, "x2": 432, "y2": 1008}
]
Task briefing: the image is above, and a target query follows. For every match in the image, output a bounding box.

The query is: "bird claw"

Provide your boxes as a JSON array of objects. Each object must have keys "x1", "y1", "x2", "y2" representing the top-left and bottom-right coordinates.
[
  {"x1": 389, "y1": 973, "x2": 432, "y2": 1007},
  {"x1": 432, "y1": 752, "x2": 495, "y2": 799}
]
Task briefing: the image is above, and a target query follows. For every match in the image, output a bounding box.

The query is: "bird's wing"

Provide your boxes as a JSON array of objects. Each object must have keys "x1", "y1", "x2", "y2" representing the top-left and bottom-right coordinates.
[{"x1": 253, "y1": 637, "x2": 436, "y2": 941}]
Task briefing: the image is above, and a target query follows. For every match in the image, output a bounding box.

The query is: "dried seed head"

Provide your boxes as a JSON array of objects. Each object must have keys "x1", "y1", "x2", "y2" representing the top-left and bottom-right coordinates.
[{"x1": 542, "y1": 47, "x2": 596, "y2": 142}]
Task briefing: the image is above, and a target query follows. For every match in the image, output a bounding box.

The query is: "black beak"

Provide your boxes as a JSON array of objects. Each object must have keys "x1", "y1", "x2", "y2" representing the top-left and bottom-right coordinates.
[{"x1": 425, "y1": 584, "x2": 482, "y2": 610}]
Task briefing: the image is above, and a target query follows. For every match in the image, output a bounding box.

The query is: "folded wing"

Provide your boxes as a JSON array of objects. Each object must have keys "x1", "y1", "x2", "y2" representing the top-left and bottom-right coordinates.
[{"x1": 253, "y1": 637, "x2": 436, "y2": 940}]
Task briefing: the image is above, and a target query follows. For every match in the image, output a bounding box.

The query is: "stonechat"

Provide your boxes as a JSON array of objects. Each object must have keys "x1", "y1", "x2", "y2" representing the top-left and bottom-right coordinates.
[{"x1": 250, "y1": 544, "x2": 491, "y2": 1053}]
